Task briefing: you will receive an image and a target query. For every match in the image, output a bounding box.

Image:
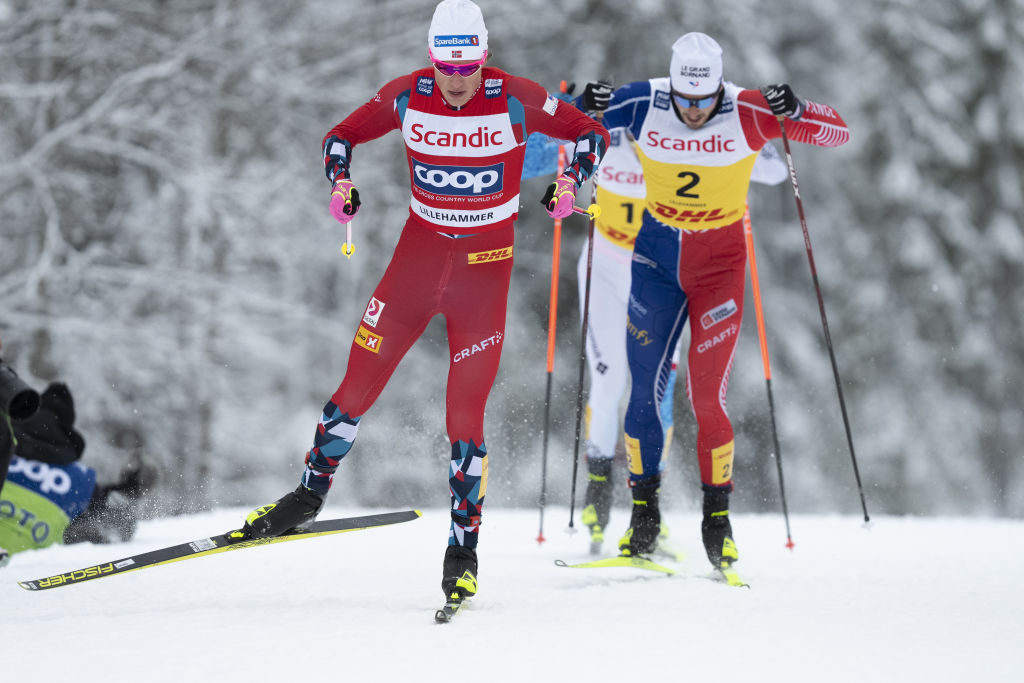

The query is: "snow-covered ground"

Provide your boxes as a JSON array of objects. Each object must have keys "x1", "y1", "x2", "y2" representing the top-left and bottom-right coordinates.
[{"x1": 5, "y1": 507, "x2": 1022, "y2": 683}]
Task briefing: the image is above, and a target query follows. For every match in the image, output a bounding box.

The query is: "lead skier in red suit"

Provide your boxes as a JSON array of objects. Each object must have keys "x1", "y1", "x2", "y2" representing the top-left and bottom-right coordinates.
[{"x1": 233, "y1": 0, "x2": 608, "y2": 608}]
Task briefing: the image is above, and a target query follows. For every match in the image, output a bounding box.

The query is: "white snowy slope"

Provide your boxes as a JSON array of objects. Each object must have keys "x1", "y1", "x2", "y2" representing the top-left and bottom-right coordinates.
[{"x1": 4, "y1": 508, "x2": 1023, "y2": 683}]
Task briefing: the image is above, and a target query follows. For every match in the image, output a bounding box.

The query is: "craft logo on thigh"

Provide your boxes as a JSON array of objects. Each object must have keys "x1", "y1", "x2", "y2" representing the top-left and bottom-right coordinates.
[
  {"x1": 468, "y1": 246, "x2": 513, "y2": 264},
  {"x1": 355, "y1": 325, "x2": 383, "y2": 354},
  {"x1": 363, "y1": 297, "x2": 386, "y2": 327},
  {"x1": 452, "y1": 331, "x2": 503, "y2": 363},
  {"x1": 696, "y1": 323, "x2": 739, "y2": 354}
]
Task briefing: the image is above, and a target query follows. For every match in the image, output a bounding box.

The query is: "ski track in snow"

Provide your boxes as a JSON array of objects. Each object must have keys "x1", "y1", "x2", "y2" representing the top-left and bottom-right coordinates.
[{"x1": 4, "y1": 508, "x2": 1023, "y2": 683}]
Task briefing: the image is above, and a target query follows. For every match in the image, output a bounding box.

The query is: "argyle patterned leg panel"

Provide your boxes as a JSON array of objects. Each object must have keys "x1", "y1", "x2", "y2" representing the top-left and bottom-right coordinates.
[
  {"x1": 448, "y1": 439, "x2": 487, "y2": 549},
  {"x1": 301, "y1": 400, "x2": 360, "y2": 495}
]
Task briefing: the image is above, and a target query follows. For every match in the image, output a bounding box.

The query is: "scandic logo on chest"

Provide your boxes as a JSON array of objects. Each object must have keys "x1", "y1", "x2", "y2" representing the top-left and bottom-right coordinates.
[
  {"x1": 409, "y1": 123, "x2": 505, "y2": 148},
  {"x1": 645, "y1": 131, "x2": 737, "y2": 153}
]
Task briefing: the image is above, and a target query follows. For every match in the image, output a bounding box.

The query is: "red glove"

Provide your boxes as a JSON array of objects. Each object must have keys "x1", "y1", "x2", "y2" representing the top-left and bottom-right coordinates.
[
  {"x1": 329, "y1": 179, "x2": 361, "y2": 224},
  {"x1": 540, "y1": 174, "x2": 577, "y2": 219}
]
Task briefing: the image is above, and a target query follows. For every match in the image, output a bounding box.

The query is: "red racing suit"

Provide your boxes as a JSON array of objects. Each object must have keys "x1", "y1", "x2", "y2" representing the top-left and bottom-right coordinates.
[{"x1": 307, "y1": 68, "x2": 607, "y2": 548}]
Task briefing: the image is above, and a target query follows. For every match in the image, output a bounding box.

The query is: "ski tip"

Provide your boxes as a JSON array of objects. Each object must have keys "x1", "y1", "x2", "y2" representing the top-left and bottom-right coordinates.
[
  {"x1": 718, "y1": 568, "x2": 750, "y2": 588},
  {"x1": 553, "y1": 559, "x2": 569, "y2": 567},
  {"x1": 434, "y1": 599, "x2": 464, "y2": 623},
  {"x1": 412, "y1": 509, "x2": 423, "y2": 518}
]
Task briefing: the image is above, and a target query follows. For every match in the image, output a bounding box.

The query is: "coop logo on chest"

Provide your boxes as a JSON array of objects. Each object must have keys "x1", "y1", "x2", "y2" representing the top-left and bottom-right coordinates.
[
  {"x1": 485, "y1": 78, "x2": 503, "y2": 98},
  {"x1": 414, "y1": 159, "x2": 504, "y2": 196},
  {"x1": 362, "y1": 297, "x2": 386, "y2": 328},
  {"x1": 416, "y1": 76, "x2": 435, "y2": 96}
]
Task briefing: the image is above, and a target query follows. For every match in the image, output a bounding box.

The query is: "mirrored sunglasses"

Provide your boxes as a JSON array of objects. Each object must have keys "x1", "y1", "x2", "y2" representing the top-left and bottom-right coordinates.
[
  {"x1": 430, "y1": 50, "x2": 487, "y2": 77},
  {"x1": 672, "y1": 91, "x2": 719, "y2": 109}
]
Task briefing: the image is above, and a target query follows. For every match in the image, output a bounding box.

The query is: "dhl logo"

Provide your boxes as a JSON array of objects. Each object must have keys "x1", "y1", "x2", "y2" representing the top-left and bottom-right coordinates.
[
  {"x1": 598, "y1": 225, "x2": 637, "y2": 248},
  {"x1": 650, "y1": 202, "x2": 740, "y2": 229},
  {"x1": 355, "y1": 325, "x2": 383, "y2": 354},
  {"x1": 467, "y1": 246, "x2": 513, "y2": 264},
  {"x1": 35, "y1": 563, "x2": 116, "y2": 588}
]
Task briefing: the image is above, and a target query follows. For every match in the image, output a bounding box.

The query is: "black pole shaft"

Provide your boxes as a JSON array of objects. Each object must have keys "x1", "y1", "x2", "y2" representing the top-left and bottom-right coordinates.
[
  {"x1": 568, "y1": 199, "x2": 596, "y2": 529},
  {"x1": 537, "y1": 146, "x2": 568, "y2": 543},
  {"x1": 764, "y1": 378, "x2": 793, "y2": 543},
  {"x1": 744, "y1": 207, "x2": 794, "y2": 546},
  {"x1": 537, "y1": 371, "x2": 554, "y2": 540},
  {"x1": 777, "y1": 117, "x2": 870, "y2": 523}
]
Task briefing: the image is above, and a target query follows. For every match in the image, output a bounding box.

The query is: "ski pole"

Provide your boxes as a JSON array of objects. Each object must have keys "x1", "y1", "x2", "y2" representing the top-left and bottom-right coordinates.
[
  {"x1": 537, "y1": 145, "x2": 568, "y2": 545},
  {"x1": 567, "y1": 96, "x2": 610, "y2": 531},
  {"x1": 743, "y1": 203, "x2": 794, "y2": 549},
  {"x1": 776, "y1": 116, "x2": 870, "y2": 524},
  {"x1": 341, "y1": 221, "x2": 355, "y2": 259},
  {"x1": 567, "y1": 190, "x2": 596, "y2": 532},
  {"x1": 566, "y1": 191, "x2": 604, "y2": 530}
]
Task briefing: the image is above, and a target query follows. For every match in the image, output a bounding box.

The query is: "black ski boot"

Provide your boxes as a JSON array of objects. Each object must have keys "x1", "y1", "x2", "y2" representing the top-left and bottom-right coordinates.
[
  {"x1": 237, "y1": 484, "x2": 324, "y2": 539},
  {"x1": 617, "y1": 475, "x2": 661, "y2": 556},
  {"x1": 701, "y1": 488, "x2": 738, "y2": 569},
  {"x1": 580, "y1": 456, "x2": 613, "y2": 554},
  {"x1": 441, "y1": 545, "x2": 478, "y2": 601}
]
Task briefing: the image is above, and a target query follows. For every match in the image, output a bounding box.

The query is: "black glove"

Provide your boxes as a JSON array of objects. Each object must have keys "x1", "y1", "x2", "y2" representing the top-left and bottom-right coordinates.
[
  {"x1": 761, "y1": 83, "x2": 804, "y2": 119},
  {"x1": 582, "y1": 80, "x2": 613, "y2": 112}
]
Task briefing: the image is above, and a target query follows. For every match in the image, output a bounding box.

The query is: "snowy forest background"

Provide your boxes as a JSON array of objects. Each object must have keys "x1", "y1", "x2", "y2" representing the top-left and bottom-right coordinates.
[{"x1": 1, "y1": 0, "x2": 1021, "y2": 520}]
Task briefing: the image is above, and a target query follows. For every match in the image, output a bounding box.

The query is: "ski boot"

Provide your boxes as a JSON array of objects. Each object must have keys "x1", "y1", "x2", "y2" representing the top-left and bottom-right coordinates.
[
  {"x1": 580, "y1": 456, "x2": 613, "y2": 554},
  {"x1": 701, "y1": 488, "x2": 739, "y2": 569},
  {"x1": 233, "y1": 484, "x2": 324, "y2": 540},
  {"x1": 436, "y1": 545, "x2": 478, "y2": 621},
  {"x1": 617, "y1": 475, "x2": 661, "y2": 557},
  {"x1": 441, "y1": 545, "x2": 478, "y2": 600}
]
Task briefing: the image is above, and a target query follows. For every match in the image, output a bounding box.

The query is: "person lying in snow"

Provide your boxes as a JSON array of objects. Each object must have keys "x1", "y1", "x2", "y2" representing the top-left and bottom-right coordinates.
[{"x1": 0, "y1": 343, "x2": 153, "y2": 567}]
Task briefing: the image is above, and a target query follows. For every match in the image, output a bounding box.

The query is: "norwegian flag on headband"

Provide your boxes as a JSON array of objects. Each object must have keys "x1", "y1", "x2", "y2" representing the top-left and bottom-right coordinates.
[{"x1": 452, "y1": 50, "x2": 462, "y2": 58}]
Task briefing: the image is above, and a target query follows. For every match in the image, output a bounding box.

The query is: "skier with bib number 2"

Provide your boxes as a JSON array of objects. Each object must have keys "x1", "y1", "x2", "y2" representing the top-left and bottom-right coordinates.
[{"x1": 580, "y1": 32, "x2": 848, "y2": 577}]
